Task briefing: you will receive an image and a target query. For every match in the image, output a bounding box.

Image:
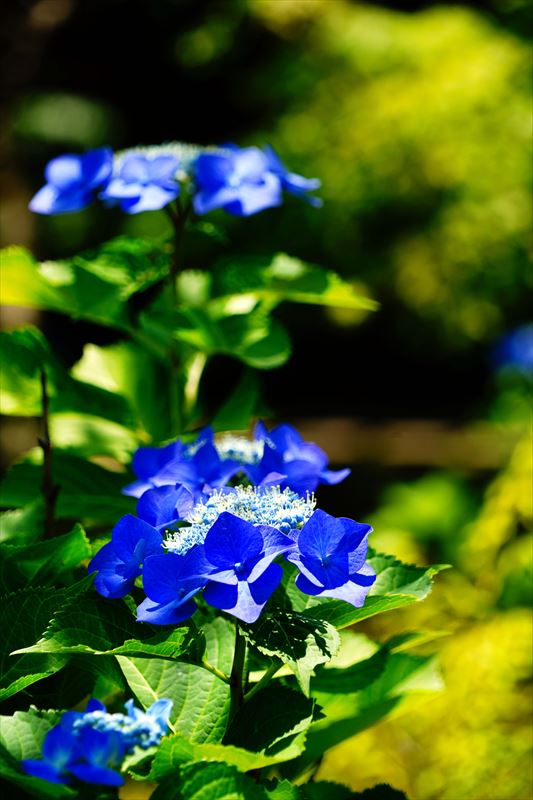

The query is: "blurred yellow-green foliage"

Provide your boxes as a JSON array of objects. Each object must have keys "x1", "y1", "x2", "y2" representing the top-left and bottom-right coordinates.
[{"x1": 250, "y1": 0, "x2": 532, "y2": 342}]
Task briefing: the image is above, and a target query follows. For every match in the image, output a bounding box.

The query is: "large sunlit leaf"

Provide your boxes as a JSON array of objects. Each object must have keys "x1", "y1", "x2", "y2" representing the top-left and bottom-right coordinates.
[{"x1": 118, "y1": 617, "x2": 233, "y2": 742}]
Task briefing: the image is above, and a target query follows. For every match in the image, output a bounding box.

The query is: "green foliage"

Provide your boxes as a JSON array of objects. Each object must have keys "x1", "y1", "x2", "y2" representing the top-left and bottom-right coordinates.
[
  {"x1": 118, "y1": 618, "x2": 234, "y2": 742},
  {"x1": 241, "y1": 611, "x2": 340, "y2": 695}
]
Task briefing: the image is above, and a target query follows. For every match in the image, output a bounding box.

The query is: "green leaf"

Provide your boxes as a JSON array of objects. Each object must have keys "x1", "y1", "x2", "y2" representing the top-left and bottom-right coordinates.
[
  {"x1": 287, "y1": 552, "x2": 449, "y2": 628},
  {"x1": 0, "y1": 450, "x2": 135, "y2": 522},
  {"x1": 0, "y1": 524, "x2": 90, "y2": 593},
  {"x1": 72, "y1": 341, "x2": 174, "y2": 441},
  {"x1": 0, "y1": 709, "x2": 75, "y2": 799},
  {"x1": 0, "y1": 326, "x2": 133, "y2": 428},
  {"x1": 0, "y1": 500, "x2": 44, "y2": 544},
  {"x1": 148, "y1": 732, "x2": 302, "y2": 781},
  {"x1": 225, "y1": 686, "x2": 315, "y2": 760},
  {"x1": 285, "y1": 646, "x2": 442, "y2": 777},
  {"x1": 13, "y1": 593, "x2": 204, "y2": 663},
  {"x1": 0, "y1": 581, "x2": 91, "y2": 703},
  {"x1": 150, "y1": 761, "x2": 269, "y2": 800},
  {"x1": 118, "y1": 617, "x2": 233, "y2": 743},
  {"x1": 241, "y1": 610, "x2": 340, "y2": 695},
  {"x1": 0, "y1": 238, "x2": 170, "y2": 331},
  {"x1": 213, "y1": 253, "x2": 378, "y2": 312}
]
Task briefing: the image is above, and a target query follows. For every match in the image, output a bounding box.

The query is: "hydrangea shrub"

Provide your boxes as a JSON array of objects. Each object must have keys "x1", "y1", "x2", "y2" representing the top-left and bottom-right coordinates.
[{"x1": 0, "y1": 141, "x2": 446, "y2": 799}]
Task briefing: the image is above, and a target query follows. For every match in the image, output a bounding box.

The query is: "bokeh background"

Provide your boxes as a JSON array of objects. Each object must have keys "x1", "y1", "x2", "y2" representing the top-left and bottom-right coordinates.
[{"x1": 1, "y1": 1, "x2": 532, "y2": 799}]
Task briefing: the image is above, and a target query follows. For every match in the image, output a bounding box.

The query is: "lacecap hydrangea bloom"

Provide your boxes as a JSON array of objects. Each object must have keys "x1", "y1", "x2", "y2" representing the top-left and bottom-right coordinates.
[
  {"x1": 29, "y1": 142, "x2": 321, "y2": 217},
  {"x1": 90, "y1": 484, "x2": 376, "y2": 625},
  {"x1": 123, "y1": 422, "x2": 349, "y2": 500},
  {"x1": 22, "y1": 698, "x2": 172, "y2": 787}
]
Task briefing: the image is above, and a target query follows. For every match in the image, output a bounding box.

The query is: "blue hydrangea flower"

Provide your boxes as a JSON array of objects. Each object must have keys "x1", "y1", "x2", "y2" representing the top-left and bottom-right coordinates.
[
  {"x1": 123, "y1": 428, "x2": 241, "y2": 499},
  {"x1": 89, "y1": 514, "x2": 164, "y2": 598},
  {"x1": 100, "y1": 152, "x2": 180, "y2": 213},
  {"x1": 201, "y1": 512, "x2": 293, "y2": 623},
  {"x1": 29, "y1": 147, "x2": 113, "y2": 215},
  {"x1": 137, "y1": 546, "x2": 209, "y2": 624},
  {"x1": 193, "y1": 145, "x2": 283, "y2": 216},
  {"x1": 22, "y1": 726, "x2": 80, "y2": 785},
  {"x1": 492, "y1": 323, "x2": 533, "y2": 377},
  {"x1": 72, "y1": 698, "x2": 173, "y2": 752},
  {"x1": 246, "y1": 422, "x2": 351, "y2": 496},
  {"x1": 286, "y1": 509, "x2": 375, "y2": 606},
  {"x1": 263, "y1": 145, "x2": 322, "y2": 206}
]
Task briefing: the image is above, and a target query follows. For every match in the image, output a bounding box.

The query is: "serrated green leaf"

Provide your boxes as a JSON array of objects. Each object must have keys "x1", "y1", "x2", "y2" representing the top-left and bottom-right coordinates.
[
  {"x1": 150, "y1": 761, "x2": 269, "y2": 800},
  {"x1": 0, "y1": 451, "x2": 135, "y2": 522},
  {"x1": 0, "y1": 709, "x2": 75, "y2": 799},
  {"x1": 13, "y1": 593, "x2": 203, "y2": 663},
  {"x1": 0, "y1": 500, "x2": 44, "y2": 544},
  {"x1": 0, "y1": 524, "x2": 90, "y2": 593},
  {"x1": 0, "y1": 580, "x2": 91, "y2": 702},
  {"x1": 241, "y1": 611, "x2": 340, "y2": 695},
  {"x1": 225, "y1": 686, "x2": 315, "y2": 760},
  {"x1": 118, "y1": 617, "x2": 233, "y2": 743},
  {"x1": 287, "y1": 552, "x2": 449, "y2": 628}
]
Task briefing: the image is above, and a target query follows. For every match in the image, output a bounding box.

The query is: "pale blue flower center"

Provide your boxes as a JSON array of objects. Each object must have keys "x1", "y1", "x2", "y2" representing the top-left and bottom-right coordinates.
[
  {"x1": 73, "y1": 711, "x2": 163, "y2": 751},
  {"x1": 164, "y1": 485, "x2": 315, "y2": 554}
]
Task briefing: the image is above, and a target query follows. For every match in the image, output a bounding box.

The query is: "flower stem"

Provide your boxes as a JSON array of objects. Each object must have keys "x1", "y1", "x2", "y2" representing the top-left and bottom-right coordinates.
[
  {"x1": 201, "y1": 659, "x2": 231, "y2": 684},
  {"x1": 38, "y1": 368, "x2": 59, "y2": 538},
  {"x1": 243, "y1": 661, "x2": 281, "y2": 703},
  {"x1": 229, "y1": 625, "x2": 247, "y2": 721}
]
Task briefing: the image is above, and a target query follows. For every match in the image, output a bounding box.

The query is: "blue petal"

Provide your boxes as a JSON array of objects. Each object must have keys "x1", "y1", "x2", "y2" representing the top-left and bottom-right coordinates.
[
  {"x1": 29, "y1": 184, "x2": 92, "y2": 214},
  {"x1": 320, "y1": 467, "x2": 351, "y2": 485},
  {"x1": 85, "y1": 698, "x2": 106, "y2": 713},
  {"x1": 21, "y1": 759, "x2": 69, "y2": 784},
  {"x1": 137, "y1": 485, "x2": 194, "y2": 529},
  {"x1": 233, "y1": 147, "x2": 270, "y2": 182},
  {"x1": 69, "y1": 763, "x2": 124, "y2": 786},
  {"x1": 312, "y1": 577, "x2": 374, "y2": 607},
  {"x1": 142, "y1": 551, "x2": 207, "y2": 604},
  {"x1": 122, "y1": 479, "x2": 154, "y2": 498},
  {"x1": 294, "y1": 571, "x2": 325, "y2": 596},
  {"x1": 146, "y1": 699, "x2": 173, "y2": 730},
  {"x1": 81, "y1": 147, "x2": 113, "y2": 187},
  {"x1": 194, "y1": 153, "x2": 233, "y2": 189},
  {"x1": 120, "y1": 154, "x2": 150, "y2": 183},
  {"x1": 45, "y1": 154, "x2": 83, "y2": 189},
  {"x1": 193, "y1": 185, "x2": 241, "y2": 215},
  {"x1": 137, "y1": 596, "x2": 197, "y2": 625},
  {"x1": 296, "y1": 510, "x2": 347, "y2": 560},
  {"x1": 89, "y1": 542, "x2": 135, "y2": 599},
  {"x1": 42, "y1": 726, "x2": 78, "y2": 768},
  {"x1": 146, "y1": 155, "x2": 180, "y2": 185},
  {"x1": 203, "y1": 580, "x2": 238, "y2": 611},
  {"x1": 132, "y1": 441, "x2": 183, "y2": 481},
  {"x1": 80, "y1": 728, "x2": 124, "y2": 767},
  {"x1": 249, "y1": 562, "x2": 282, "y2": 604},
  {"x1": 121, "y1": 184, "x2": 179, "y2": 214},
  {"x1": 203, "y1": 513, "x2": 263, "y2": 569},
  {"x1": 100, "y1": 177, "x2": 141, "y2": 199},
  {"x1": 112, "y1": 514, "x2": 163, "y2": 562},
  {"x1": 225, "y1": 173, "x2": 282, "y2": 216}
]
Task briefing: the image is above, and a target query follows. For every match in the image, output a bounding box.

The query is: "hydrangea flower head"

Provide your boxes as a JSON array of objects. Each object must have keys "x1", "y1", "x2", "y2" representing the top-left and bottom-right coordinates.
[
  {"x1": 100, "y1": 151, "x2": 180, "y2": 213},
  {"x1": 29, "y1": 147, "x2": 113, "y2": 215},
  {"x1": 193, "y1": 145, "x2": 282, "y2": 217},
  {"x1": 89, "y1": 514, "x2": 164, "y2": 598},
  {"x1": 287, "y1": 509, "x2": 376, "y2": 606}
]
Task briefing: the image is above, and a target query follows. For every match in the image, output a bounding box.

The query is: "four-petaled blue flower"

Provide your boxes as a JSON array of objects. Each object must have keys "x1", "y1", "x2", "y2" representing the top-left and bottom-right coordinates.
[
  {"x1": 136, "y1": 484, "x2": 196, "y2": 530},
  {"x1": 67, "y1": 728, "x2": 125, "y2": 786},
  {"x1": 201, "y1": 512, "x2": 293, "y2": 623},
  {"x1": 286, "y1": 509, "x2": 376, "y2": 606},
  {"x1": 123, "y1": 427, "x2": 241, "y2": 499},
  {"x1": 262, "y1": 145, "x2": 322, "y2": 207},
  {"x1": 137, "y1": 545, "x2": 209, "y2": 624},
  {"x1": 100, "y1": 152, "x2": 180, "y2": 213},
  {"x1": 193, "y1": 145, "x2": 283, "y2": 217},
  {"x1": 248, "y1": 421, "x2": 350, "y2": 496},
  {"x1": 29, "y1": 147, "x2": 113, "y2": 215},
  {"x1": 89, "y1": 514, "x2": 164, "y2": 598}
]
